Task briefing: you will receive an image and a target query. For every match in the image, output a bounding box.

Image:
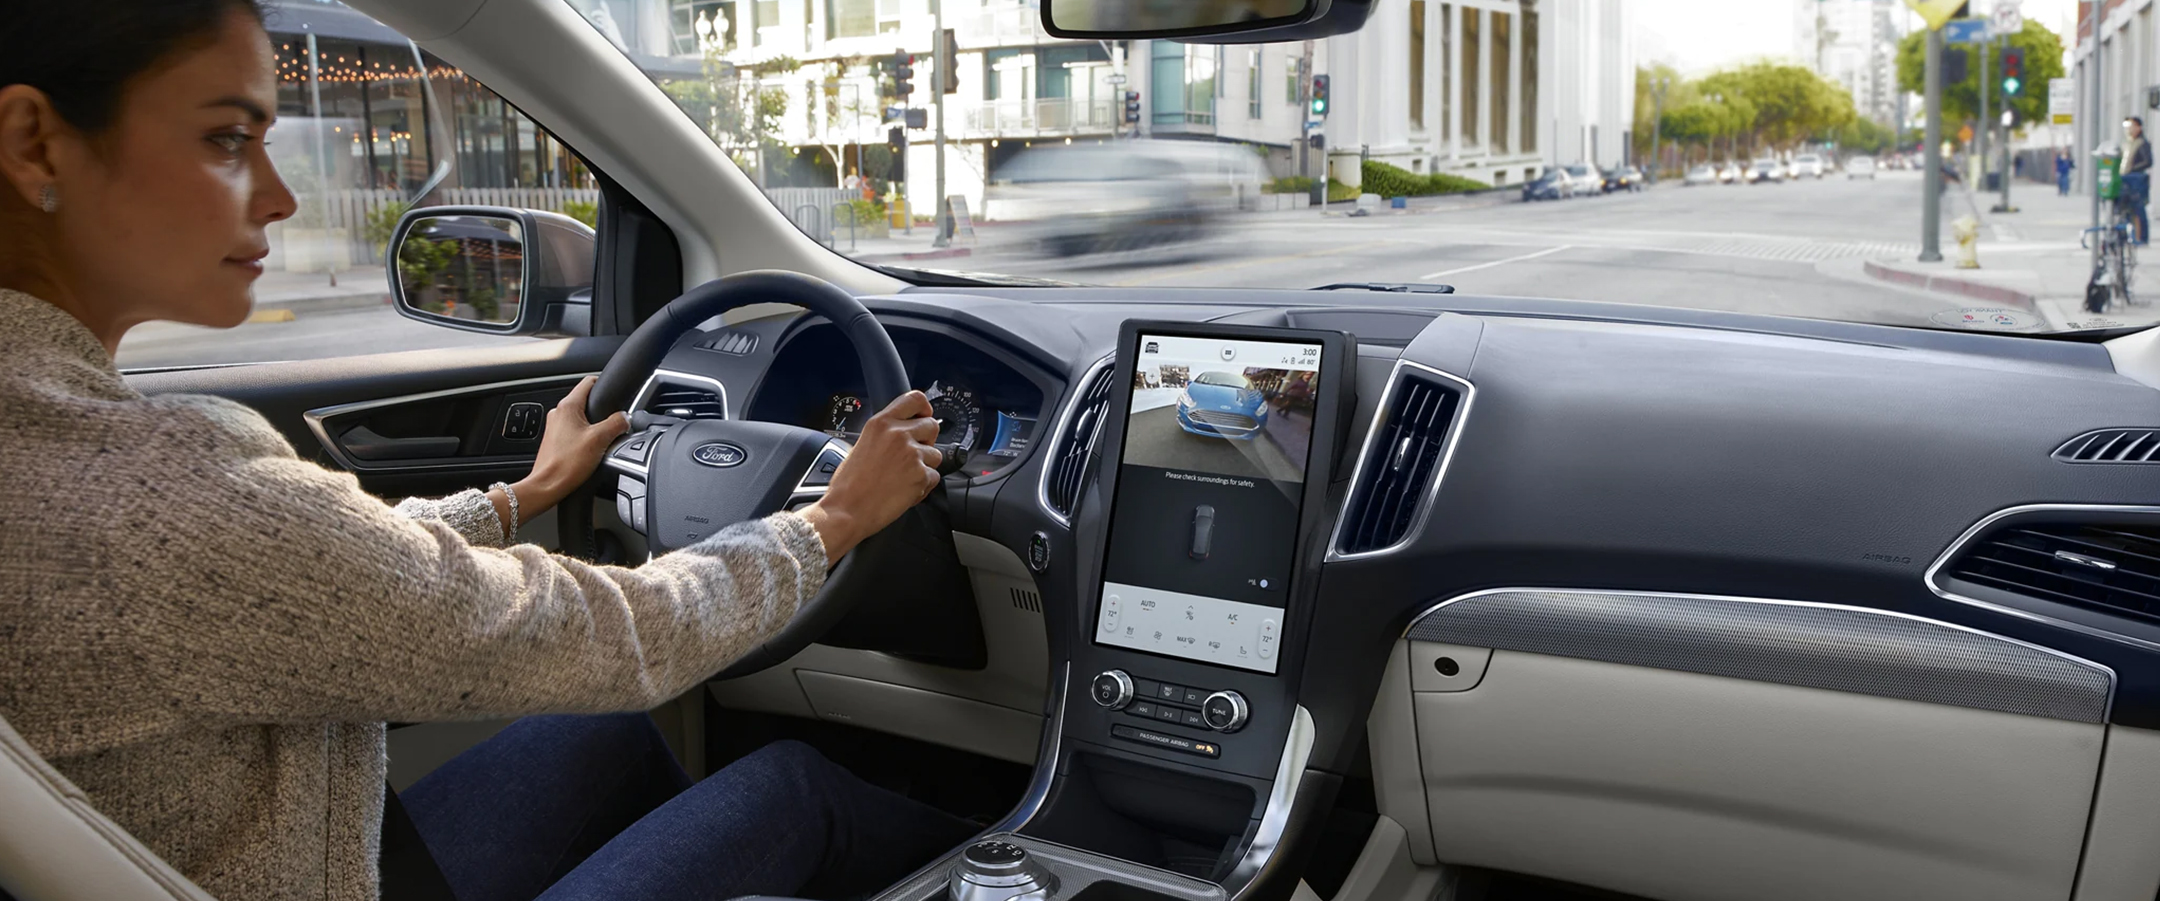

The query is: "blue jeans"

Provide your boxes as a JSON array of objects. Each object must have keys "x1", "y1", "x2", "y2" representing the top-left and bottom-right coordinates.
[
  {"x1": 2126, "y1": 172, "x2": 2151, "y2": 245},
  {"x1": 400, "y1": 714, "x2": 979, "y2": 901}
]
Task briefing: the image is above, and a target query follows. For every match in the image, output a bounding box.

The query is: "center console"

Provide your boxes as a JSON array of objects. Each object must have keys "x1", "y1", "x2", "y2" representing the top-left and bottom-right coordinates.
[{"x1": 866, "y1": 321, "x2": 1356, "y2": 901}]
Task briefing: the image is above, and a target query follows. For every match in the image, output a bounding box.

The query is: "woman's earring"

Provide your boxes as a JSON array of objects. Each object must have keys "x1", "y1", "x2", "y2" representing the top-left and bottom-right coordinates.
[{"x1": 36, "y1": 184, "x2": 58, "y2": 213}]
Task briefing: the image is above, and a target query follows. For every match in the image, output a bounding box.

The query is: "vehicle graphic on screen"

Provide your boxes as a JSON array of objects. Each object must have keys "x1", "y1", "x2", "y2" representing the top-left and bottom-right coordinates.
[{"x1": 1176, "y1": 371, "x2": 1268, "y2": 440}]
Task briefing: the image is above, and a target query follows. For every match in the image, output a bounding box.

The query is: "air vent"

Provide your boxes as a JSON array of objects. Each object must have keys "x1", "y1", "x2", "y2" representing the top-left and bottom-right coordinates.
[
  {"x1": 1043, "y1": 362, "x2": 1116, "y2": 522},
  {"x1": 696, "y1": 330, "x2": 759, "y2": 355},
  {"x1": 646, "y1": 385, "x2": 725, "y2": 420},
  {"x1": 2054, "y1": 429, "x2": 2160, "y2": 463},
  {"x1": 1944, "y1": 521, "x2": 2160, "y2": 622},
  {"x1": 1335, "y1": 368, "x2": 1467, "y2": 555},
  {"x1": 1009, "y1": 588, "x2": 1042, "y2": 613}
]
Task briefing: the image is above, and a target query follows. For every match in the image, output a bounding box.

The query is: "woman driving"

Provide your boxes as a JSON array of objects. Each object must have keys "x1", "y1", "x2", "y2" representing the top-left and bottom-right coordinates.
[{"x1": 0, "y1": 2, "x2": 976, "y2": 900}]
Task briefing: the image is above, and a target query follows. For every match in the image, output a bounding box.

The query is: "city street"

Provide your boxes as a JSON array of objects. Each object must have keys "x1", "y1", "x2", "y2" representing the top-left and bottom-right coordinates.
[{"x1": 112, "y1": 170, "x2": 2095, "y2": 371}]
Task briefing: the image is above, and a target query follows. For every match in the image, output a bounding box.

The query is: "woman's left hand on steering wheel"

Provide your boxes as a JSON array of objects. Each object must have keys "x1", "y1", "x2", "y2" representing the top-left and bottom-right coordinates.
[{"x1": 797, "y1": 391, "x2": 943, "y2": 562}]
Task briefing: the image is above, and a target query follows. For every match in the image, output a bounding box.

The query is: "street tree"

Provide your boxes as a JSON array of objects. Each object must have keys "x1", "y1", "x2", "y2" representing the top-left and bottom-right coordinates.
[
  {"x1": 661, "y1": 48, "x2": 802, "y2": 180},
  {"x1": 1895, "y1": 19, "x2": 2065, "y2": 131}
]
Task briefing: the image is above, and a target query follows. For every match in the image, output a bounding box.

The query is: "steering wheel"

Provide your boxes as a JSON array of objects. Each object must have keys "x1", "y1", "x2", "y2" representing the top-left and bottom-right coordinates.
[{"x1": 582, "y1": 269, "x2": 914, "y2": 677}]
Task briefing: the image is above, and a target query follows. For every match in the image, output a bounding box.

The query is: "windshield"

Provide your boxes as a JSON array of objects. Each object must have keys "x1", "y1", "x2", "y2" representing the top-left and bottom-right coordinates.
[{"x1": 564, "y1": 0, "x2": 2132, "y2": 336}]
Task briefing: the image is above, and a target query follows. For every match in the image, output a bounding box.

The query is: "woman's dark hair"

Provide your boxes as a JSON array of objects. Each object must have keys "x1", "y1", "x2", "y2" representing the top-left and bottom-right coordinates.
[{"x1": 0, "y1": 1, "x2": 270, "y2": 135}]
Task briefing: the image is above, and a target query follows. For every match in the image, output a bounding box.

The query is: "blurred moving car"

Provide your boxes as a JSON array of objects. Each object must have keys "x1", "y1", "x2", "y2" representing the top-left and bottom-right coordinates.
[
  {"x1": 1176, "y1": 371, "x2": 1268, "y2": 440},
  {"x1": 1523, "y1": 167, "x2": 1573, "y2": 201},
  {"x1": 983, "y1": 140, "x2": 1266, "y2": 256},
  {"x1": 1792, "y1": 155, "x2": 1826, "y2": 179},
  {"x1": 1845, "y1": 157, "x2": 1877, "y2": 179},
  {"x1": 1684, "y1": 164, "x2": 1718, "y2": 186},
  {"x1": 1562, "y1": 163, "x2": 1602, "y2": 196},
  {"x1": 1605, "y1": 165, "x2": 1646, "y2": 192},
  {"x1": 1745, "y1": 157, "x2": 1785, "y2": 183},
  {"x1": 1718, "y1": 161, "x2": 1744, "y2": 184}
]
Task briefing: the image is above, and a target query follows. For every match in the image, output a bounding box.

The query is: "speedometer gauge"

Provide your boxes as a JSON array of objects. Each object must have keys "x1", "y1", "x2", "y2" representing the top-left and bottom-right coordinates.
[{"x1": 924, "y1": 380, "x2": 981, "y2": 449}]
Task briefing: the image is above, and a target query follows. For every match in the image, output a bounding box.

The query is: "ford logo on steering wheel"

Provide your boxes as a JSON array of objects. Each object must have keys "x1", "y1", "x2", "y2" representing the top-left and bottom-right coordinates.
[{"x1": 691, "y1": 441, "x2": 749, "y2": 468}]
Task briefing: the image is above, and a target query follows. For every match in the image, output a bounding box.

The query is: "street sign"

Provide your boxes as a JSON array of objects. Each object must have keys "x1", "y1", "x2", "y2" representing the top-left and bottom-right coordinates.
[
  {"x1": 1959, "y1": 123, "x2": 1975, "y2": 144},
  {"x1": 1991, "y1": 2, "x2": 2022, "y2": 37},
  {"x1": 1906, "y1": 0, "x2": 1966, "y2": 30},
  {"x1": 1944, "y1": 17, "x2": 1988, "y2": 44},
  {"x1": 2050, "y1": 77, "x2": 2076, "y2": 125},
  {"x1": 1107, "y1": 73, "x2": 1127, "y2": 85}
]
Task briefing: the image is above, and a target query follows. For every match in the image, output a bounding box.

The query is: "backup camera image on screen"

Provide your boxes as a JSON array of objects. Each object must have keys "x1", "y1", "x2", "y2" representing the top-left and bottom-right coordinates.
[{"x1": 1095, "y1": 334, "x2": 1323, "y2": 674}]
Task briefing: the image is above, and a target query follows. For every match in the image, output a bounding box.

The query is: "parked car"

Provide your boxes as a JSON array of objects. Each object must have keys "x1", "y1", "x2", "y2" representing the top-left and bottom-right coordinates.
[
  {"x1": 1562, "y1": 163, "x2": 1603, "y2": 196},
  {"x1": 1792, "y1": 154, "x2": 1826, "y2": 179},
  {"x1": 1176, "y1": 371, "x2": 1268, "y2": 440},
  {"x1": 1745, "y1": 157, "x2": 1786, "y2": 183},
  {"x1": 1605, "y1": 165, "x2": 1646, "y2": 192},
  {"x1": 1523, "y1": 167, "x2": 1572, "y2": 201},
  {"x1": 1717, "y1": 161, "x2": 1744, "y2": 184},
  {"x1": 1684, "y1": 164, "x2": 1719, "y2": 186},
  {"x1": 1845, "y1": 156, "x2": 1878, "y2": 179}
]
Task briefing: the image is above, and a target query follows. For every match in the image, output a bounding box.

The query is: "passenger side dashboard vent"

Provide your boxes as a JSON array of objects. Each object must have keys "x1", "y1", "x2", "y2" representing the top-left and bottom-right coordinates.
[
  {"x1": 2054, "y1": 429, "x2": 2160, "y2": 463},
  {"x1": 645, "y1": 384, "x2": 726, "y2": 420},
  {"x1": 1943, "y1": 520, "x2": 2160, "y2": 623},
  {"x1": 1335, "y1": 366, "x2": 1469, "y2": 556},
  {"x1": 1042, "y1": 361, "x2": 1116, "y2": 522}
]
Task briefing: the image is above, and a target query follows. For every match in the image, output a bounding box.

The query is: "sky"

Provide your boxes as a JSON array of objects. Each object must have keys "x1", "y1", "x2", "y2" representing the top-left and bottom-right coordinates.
[{"x1": 1632, "y1": 0, "x2": 2083, "y2": 77}]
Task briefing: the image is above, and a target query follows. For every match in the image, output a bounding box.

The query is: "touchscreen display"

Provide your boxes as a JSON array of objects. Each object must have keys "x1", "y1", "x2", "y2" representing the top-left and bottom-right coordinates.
[{"x1": 1094, "y1": 333, "x2": 1323, "y2": 674}]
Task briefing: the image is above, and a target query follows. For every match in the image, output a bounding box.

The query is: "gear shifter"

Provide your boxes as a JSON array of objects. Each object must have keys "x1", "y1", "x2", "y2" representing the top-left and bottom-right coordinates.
[{"x1": 949, "y1": 839, "x2": 1051, "y2": 901}]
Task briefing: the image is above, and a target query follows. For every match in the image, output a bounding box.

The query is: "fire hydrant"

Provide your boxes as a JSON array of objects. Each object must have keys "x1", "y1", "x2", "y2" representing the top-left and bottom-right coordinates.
[{"x1": 1952, "y1": 215, "x2": 1981, "y2": 269}]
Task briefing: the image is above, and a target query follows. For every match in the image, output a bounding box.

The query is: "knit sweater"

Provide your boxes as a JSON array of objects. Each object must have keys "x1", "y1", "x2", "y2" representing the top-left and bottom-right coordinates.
[{"x1": 0, "y1": 289, "x2": 830, "y2": 900}]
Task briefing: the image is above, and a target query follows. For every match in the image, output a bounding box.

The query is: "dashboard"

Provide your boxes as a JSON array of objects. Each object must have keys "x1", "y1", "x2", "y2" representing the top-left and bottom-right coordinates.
[{"x1": 743, "y1": 323, "x2": 1048, "y2": 477}]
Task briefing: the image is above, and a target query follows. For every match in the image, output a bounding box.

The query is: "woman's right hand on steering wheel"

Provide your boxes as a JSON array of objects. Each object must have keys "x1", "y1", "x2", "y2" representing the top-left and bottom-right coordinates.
[{"x1": 797, "y1": 391, "x2": 942, "y2": 563}]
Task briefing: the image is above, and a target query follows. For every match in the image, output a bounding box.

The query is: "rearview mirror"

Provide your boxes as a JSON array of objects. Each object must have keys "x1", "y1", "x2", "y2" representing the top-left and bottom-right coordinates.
[
  {"x1": 386, "y1": 205, "x2": 594, "y2": 338},
  {"x1": 1042, "y1": 0, "x2": 1373, "y2": 42}
]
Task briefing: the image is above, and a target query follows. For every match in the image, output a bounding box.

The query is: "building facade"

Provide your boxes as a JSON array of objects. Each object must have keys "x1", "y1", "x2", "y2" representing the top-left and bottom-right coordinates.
[
  {"x1": 1321, "y1": 0, "x2": 1633, "y2": 189},
  {"x1": 1795, "y1": 0, "x2": 1906, "y2": 126}
]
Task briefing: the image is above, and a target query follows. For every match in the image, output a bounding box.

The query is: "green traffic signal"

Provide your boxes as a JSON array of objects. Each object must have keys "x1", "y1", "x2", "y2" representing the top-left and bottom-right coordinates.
[{"x1": 2002, "y1": 76, "x2": 2020, "y2": 96}]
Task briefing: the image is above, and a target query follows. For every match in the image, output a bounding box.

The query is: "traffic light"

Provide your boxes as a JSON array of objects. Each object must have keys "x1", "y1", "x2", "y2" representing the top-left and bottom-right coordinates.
[
  {"x1": 2001, "y1": 46, "x2": 2024, "y2": 96},
  {"x1": 887, "y1": 127, "x2": 907, "y2": 182},
  {"x1": 1943, "y1": 48, "x2": 1968, "y2": 84},
  {"x1": 1122, "y1": 90, "x2": 1141, "y2": 124},
  {"x1": 891, "y1": 50, "x2": 914, "y2": 98},
  {"x1": 938, "y1": 29, "x2": 960, "y2": 95},
  {"x1": 1310, "y1": 74, "x2": 1330, "y2": 117}
]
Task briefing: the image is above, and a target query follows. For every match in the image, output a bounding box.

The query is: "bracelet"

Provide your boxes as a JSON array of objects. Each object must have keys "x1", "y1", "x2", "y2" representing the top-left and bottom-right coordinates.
[{"x1": 489, "y1": 481, "x2": 520, "y2": 543}]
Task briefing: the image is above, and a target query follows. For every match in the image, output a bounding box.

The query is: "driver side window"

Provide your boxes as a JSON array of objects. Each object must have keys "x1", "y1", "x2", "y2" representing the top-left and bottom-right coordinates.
[{"x1": 113, "y1": 3, "x2": 600, "y2": 371}]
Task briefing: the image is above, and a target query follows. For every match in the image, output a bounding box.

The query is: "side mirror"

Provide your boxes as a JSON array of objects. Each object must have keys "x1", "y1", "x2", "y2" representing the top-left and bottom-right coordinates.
[{"x1": 385, "y1": 205, "x2": 594, "y2": 338}]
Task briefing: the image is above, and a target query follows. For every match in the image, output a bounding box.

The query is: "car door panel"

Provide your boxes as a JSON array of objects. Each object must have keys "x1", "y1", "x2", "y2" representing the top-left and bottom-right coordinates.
[
  {"x1": 124, "y1": 337, "x2": 623, "y2": 501},
  {"x1": 1367, "y1": 589, "x2": 2118, "y2": 901}
]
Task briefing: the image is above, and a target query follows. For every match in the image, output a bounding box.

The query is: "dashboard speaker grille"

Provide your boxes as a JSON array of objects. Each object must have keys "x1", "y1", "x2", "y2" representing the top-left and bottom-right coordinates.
[
  {"x1": 646, "y1": 385, "x2": 725, "y2": 420},
  {"x1": 1337, "y1": 370, "x2": 1464, "y2": 555},
  {"x1": 1945, "y1": 521, "x2": 2160, "y2": 623},
  {"x1": 2054, "y1": 429, "x2": 2160, "y2": 463},
  {"x1": 1045, "y1": 364, "x2": 1116, "y2": 520}
]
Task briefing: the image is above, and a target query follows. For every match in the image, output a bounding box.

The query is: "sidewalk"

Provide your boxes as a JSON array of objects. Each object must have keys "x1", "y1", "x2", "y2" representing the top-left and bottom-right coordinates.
[
  {"x1": 245, "y1": 267, "x2": 393, "y2": 321},
  {"x1": 1857, "y1": 178, "x2": 2160, "y2": 331}
]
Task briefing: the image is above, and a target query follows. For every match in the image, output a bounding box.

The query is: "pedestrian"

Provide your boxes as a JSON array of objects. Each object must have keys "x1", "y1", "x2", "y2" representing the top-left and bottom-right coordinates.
[
  {"x1": 2124, "y1": 117, "x2": 2152, "y2": 245},
  {"x1": 2057, "y1": 150, "x2": 2074, "y2": 196}
]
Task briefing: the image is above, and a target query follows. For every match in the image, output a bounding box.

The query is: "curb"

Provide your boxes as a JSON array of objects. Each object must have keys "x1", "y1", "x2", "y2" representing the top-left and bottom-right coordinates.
[
  {"x1": 1862, "y1": 259, "x2": 2039, "y2": 311},
  {"x1": 853, "y1": 246, "x2": 975, "y2": 264},
  {"x1": 253, "y1": 292, "x2": 395, "y2": 317}
]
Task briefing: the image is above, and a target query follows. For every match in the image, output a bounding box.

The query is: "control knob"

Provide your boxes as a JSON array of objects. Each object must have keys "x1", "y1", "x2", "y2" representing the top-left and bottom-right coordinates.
[
  {"x1": 1201, "y1": 690, "x2": 1249, "y2": 732},
  {"x1": 949, "y1": 839, "x2": 1050, "y2": 901},
  {"x1": 1089, "y1": 670, "x2": 1133, "y2": 710}
]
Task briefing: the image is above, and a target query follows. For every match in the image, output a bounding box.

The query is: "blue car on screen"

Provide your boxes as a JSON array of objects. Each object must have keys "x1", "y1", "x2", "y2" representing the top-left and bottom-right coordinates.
[{"x1": 1176, "y1": 371, "x2": 1268, "y2": 439}]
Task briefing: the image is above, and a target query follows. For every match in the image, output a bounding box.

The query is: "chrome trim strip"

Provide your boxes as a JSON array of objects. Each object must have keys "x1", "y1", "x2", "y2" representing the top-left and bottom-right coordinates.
[
  {"x1": 629, "y1": 369, "x2": 732, "y2": 420},
  {"x1": 1325, "y1": 359, "x2": 1476, "y2": 561},
  {"x1": 1035, "y1": 355, "x2": 1116, "y2": 528},
  {"x1": 303, "y1": 372, "x2": 600, "y2": 472},
  {"x1": 989, "y1": 662, "x2": 1069, "y2": 834},
  {"x1": 1402, "y1": 587, "x2": 2118, "y2": 723},
  {"x1": 1924, "y1": 503, "x2": 2160, "y2": 654},
  {"x1": 1221, "y1": 705, "x2": 1314, "y2": 900}
]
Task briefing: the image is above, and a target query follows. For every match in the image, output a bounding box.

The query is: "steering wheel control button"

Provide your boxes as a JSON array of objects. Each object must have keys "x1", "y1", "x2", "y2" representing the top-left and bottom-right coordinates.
[
  {"x1": 801, "y1": 447, "x2": 846, "y2": 487},
  {"x1": 1100, "y1": 594, "x2": 1121, "y2": 632},
  {"x1": 1026, "y1": 532, "x2": 1050, "y2": 572},
  {"x1": 1090, "y1": 670, "x2": 1134, "y2": 710},
  {"x1": 501, "y1": 402, "x2": 545, "y2": 441},
  {"x1": 690, "y1": 441, "x2": 749, "y2": 468},
  {"x1": 612, "y1": 429, "x2": 660, "y2": 464},
  {"x1": 1202, "y1": 691, "x2": 1249, "y2": 733},
  {"x1": 1110, "y1": 724, "x2": 1221, "y2": 758}
]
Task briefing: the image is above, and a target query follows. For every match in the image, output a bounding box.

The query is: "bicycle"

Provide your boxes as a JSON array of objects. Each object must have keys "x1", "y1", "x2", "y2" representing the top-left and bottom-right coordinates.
[{"x1": 2083, "y1": 194, "x2": 2142, "y2": 314}]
